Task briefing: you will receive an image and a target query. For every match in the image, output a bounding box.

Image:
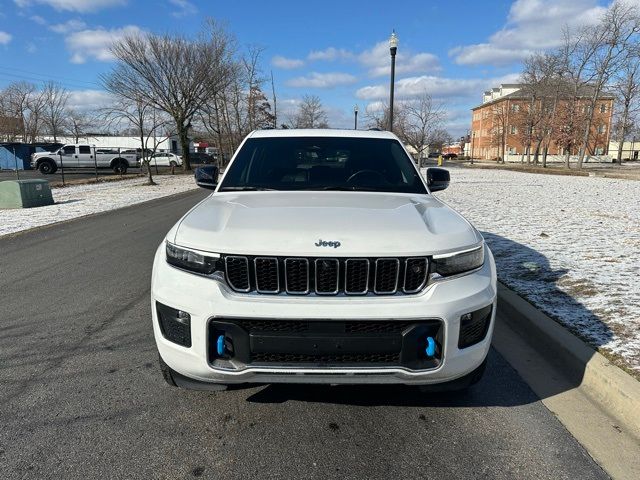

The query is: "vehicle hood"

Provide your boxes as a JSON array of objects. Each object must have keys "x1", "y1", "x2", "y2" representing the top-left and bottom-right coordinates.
[
  {"x1": 32, "y1": 151, "x2": 55, "y2": 158},
  {"x1": 170, "y1": 192, "x2": 483, "y2": 257}
]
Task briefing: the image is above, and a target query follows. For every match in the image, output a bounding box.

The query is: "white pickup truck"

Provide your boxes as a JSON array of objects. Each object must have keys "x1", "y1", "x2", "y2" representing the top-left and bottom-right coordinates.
[{"x1": 31, "y1": 144, "x2": 139, "y2": 174}]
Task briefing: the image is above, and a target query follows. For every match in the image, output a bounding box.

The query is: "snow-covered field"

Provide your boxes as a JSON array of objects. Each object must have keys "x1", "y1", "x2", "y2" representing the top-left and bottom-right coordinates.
[
  {"x1": 434, "y1": 166, "x2": 640, "y2": 373},
  {"x1": 0, "y1": 175, "x2": 198, "y2": 237}
]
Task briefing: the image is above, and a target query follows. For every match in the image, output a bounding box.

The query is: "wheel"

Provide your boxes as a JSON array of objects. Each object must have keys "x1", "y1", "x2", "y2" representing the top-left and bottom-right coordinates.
[
  {"x1": 418, "y1": 357, "x2": 487, "y2": 393},
  {"x1": 158, "y1": 354, "x2": 178, "y2": 387},
  {"x1": 113, "y1": 159, "x2": 128, "y2": 174},
  {"x1": 38, "y1": 159, "x2": 56, "y2": 174},
  {"x1": 158, "y1": 354, "x2": 228, "y2": 391},
  {"x1": 169, "y1": 161, "x2": 177, "y2": 168}
]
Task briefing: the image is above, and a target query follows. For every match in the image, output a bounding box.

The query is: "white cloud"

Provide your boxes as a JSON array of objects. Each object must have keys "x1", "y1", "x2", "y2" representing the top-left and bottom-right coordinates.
[
  {"x1": 356, "y1": 73, "x2": 521, "y2": 102},
  {"x1": 450, "y1": 0, "x2": 607, "y2": 66},
  {"x1": 307, "y1": 41, "x2": 440, "y2": 78},
  {"x1": 308, "y1": 47, "x2": 353, "y2": 61},
  {"x1": 271, "y1": 55, "x2": 304, "y2": 69},
  {"x1": 26, "y1": 42, "x2": 37, "y2": 53},
  {"x1": 358, "y1": 41, "x2": 440, "y2": 77},
  {"x1": 286, "y1": 72, "x2": 357, "y2": 88},
  {"x1": 0, "y1": 31, "x2": 12, "y2": 45},
  {"x1": 169, "y1": 0, "x2": 197, "y2": 17},
  {"x1": 30, "y1": 15, "x2": 46, "y2": 24},
  {"x1": 14, "y1": 0, "x2": 126, "y2": 12},
  {"x1": 65, "y1": 25, "x2": 143, "y2": 64},
  {"x1": 67, "y1": 89, "x2": 114, "y2": 112},
  {"x1": 49, "y1": 19, "x2": 87, "y2": 33}
]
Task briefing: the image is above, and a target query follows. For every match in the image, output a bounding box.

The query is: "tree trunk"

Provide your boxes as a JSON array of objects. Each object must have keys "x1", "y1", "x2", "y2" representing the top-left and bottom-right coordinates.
[
  {"x1": 542, "y1": 146, "x2": 548, "y2": 168},
  {"x1": 616, "y1": 107, "x2": 630, "y2": 165},
  {"x1": 179, "y1": 124, "x2": 191, "y2": 171},
  {"x1": 577, "y1": 95, "x2": 598, "y2": 169},
  {"x1": 565, "y1": 149, "x2": 571, "y2": 169},
  {"x1": 140, "y1": 132, "x2": 155, "y2": 185}
]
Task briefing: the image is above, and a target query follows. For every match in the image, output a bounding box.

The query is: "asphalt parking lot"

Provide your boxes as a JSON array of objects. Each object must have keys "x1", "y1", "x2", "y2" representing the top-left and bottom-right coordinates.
[{"x1": 0, "y1": 190, "x2": 607, "y2": 479}]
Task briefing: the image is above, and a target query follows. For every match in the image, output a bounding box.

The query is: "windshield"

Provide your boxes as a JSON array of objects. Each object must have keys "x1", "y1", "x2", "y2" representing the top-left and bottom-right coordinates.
[{"x1": 218, "y1": 136, "x2": 427, "y2": 194}]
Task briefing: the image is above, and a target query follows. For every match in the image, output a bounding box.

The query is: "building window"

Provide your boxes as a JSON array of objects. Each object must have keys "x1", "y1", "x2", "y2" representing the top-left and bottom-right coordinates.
[
  {"x1": 595, "y1": 147, "x2": 604, "y2": 155},
  {"x1": 510, "y1": 104, "x2": 520, "y2": 113},
  {"x1": 598, "y1": 125, "x2": 606, "y2": 134},
  {"x1": 509, "y1": 125, "x2": 517, "y2": 134},
  {"x1": 508, "y1": 147, "x2": 516, "y2": 154},
  {"x1": 600, "y1": 104, "x2": 607, "y2": 113}
]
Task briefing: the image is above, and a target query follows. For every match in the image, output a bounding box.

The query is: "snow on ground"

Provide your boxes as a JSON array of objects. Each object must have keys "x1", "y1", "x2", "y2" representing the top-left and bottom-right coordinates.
[
  {"x1": 433, "y1": 166, "x2": 640, "y2": 373},
  {"x1": 0, "y1": 175, "x2": 198, "y2": 237}
]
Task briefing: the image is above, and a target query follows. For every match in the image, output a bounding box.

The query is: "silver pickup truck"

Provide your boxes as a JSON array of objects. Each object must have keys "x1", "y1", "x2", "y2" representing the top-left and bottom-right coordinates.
[{"x1": 31, "y1": 144, "x2": 139, "y2": 174}]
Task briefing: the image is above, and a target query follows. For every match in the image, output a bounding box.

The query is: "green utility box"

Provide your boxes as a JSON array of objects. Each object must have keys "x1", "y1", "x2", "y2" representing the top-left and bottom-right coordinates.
[{"x1": 0, "y1": 179, "x2": 54, "y2": 209}]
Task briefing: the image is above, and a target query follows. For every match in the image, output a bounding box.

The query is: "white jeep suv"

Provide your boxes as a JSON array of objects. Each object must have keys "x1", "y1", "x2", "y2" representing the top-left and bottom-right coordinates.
[{"x1": 151, "y1": 129, "x2": 496, "y2": 392}]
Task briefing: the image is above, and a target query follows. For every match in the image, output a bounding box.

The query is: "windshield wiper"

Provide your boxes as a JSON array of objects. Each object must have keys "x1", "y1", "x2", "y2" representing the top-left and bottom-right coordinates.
[{"x1": 218, "y1": 186, "x2": 276, "y2": 191}]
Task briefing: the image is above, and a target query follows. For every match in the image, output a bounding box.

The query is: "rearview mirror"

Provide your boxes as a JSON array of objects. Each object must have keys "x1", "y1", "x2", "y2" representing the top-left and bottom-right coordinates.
[
  {"x1": 426, "y1": 167, "x2": 450, "y2": 192},
  {"x1": 194, "y1": 166, "x2": 219, "y2": 190}
]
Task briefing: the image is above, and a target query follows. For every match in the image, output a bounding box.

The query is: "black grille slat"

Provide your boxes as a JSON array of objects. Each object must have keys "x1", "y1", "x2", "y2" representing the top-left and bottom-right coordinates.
[
  {"x1": 374, "y1": 259, "x2": 399, "y2": 294},
  {"x1": 315, "y1": 259, "x2": 339, "y2": 294},
  {"x1": 222, "y1": 255, "x2": 428, "y2": 296},
  {"x1": 225, "y1": 256, "x2": 250, "y2": 292},
  {"x1": 345, "y1": 259, "x2": 369, "y2": 294},
  {"x1": 285, "y1": 258, "x2": 309, "y2": 294},
  {"x1": 255, "y1": 257, "x2": 279, "y2": 293},
  {"x1": 404, "y1": 258, "x2": 428, "y2": 293}
]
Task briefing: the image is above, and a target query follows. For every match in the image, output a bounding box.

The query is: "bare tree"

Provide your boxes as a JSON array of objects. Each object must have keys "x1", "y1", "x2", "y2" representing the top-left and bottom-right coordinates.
[
  {"x1": 489, "y1": 104, "x2": 508, "y2": 163},
  {"x1": 428, "y1": 128, "x2": 453, "y2": 154},
  {"x1": 290, "y1": 95, "x2": 329, "y2": 128},
  {"x1": 396, "y1": 92, "x2": 445, "y2": 167},
  {"x1": 270, "y1": 70, "x2": 277, "y2": 129},
  {"x1": 66, "y1": 109, "x2": 95, "y2": 143},
  {"x1": 612, "y1": 54, "x2": 640, "y2": 163},
  {"x1": 103, "y1": 19, "x2": 235, "y2": 170},
  {"x1": 572, "y1": 1, "x2": 640, "y2": 168},
  {"x1": 41, "y1": 81, "x2": 70, "y2": 143},
  {"x1": 102, "y1": 97, "x2": 173, "y2": 185}
]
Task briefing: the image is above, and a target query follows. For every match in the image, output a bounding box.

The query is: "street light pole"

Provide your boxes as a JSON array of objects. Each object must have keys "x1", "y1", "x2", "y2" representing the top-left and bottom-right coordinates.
[
  {"x1": 388, "y1": 31, "x2": 398, "y2": 132},
  {"x1": 354, "y1": 104, "x2": 359, "y2": 130}
]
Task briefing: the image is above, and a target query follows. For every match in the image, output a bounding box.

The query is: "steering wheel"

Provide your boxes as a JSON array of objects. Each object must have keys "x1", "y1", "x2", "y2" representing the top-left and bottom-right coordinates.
[{"x1": 346, "y1": 169, "x2": 387, "y2": 185}]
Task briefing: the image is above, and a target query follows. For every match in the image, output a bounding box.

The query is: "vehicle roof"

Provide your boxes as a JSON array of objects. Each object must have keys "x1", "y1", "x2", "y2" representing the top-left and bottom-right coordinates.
[{"x1": 248, "y1": 128, "x2": 398, "y2": 139}]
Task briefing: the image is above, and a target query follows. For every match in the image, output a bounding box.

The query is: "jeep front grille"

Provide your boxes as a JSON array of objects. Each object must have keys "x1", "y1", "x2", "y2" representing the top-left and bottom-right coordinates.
[{"x1": 223, "y1": 255, "x2": 429, "y2": 296}]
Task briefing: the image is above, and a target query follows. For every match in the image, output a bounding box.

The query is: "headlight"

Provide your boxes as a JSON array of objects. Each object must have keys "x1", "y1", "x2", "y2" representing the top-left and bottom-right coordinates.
[
  {"x1": 165, "y1": 242, "x2": 220, "y2": 275},
  {"x1": 433, "y1": 245, "x2": 484, "y2": 277}
]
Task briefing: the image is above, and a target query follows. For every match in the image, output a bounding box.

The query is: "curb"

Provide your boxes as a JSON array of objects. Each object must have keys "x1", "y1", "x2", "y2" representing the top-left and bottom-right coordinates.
[{"x1": 497, "y1": 281, "x2": 640, "y2": 439}]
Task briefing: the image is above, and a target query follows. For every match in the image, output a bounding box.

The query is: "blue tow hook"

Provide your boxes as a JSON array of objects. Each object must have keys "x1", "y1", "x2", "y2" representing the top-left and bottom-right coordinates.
[
  {"x1": 216, "y1": 335, "x2": 225, "y2": 356},
  {"x1": 425, "y1": 337, "x2": 436, "y2": 358}
]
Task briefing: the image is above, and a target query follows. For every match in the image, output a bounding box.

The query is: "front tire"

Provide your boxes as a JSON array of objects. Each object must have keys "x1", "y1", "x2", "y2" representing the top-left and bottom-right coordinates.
[
  {"x1": 169, "y1": 161, "x2": 177, "y2": 168},
  {"x1": 38, "y1": 159, "x2": 56, "y2": 174},
  {"x1": 113, "y1": 159, "x2": 128, "y2": 174},
  {"x1": 158, "y1": 354, "x2": 178, "y2": 387},
  {"x1": 418, "y1": 357, "x2": 487, "y2": 393}
]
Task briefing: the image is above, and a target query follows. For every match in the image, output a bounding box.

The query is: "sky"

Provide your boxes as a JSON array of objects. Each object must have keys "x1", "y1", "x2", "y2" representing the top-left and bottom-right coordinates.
[{"x1": 0, "y1": 0, "x2": 617, "y2": 136}]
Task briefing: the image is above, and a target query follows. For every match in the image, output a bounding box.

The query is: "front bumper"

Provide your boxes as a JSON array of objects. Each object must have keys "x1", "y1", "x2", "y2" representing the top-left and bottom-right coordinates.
[{"x1": 151, "y1": 244, "x2": 497, "y2": 385}]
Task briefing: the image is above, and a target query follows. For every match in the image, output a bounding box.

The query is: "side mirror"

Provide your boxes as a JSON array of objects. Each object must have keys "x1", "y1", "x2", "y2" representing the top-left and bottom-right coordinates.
[
  {"x1": 426, "y1": 167, "x2": 450, "y2": 192},
  {"x1": 194, "y1": 165, "x2": 219, "y2": 190}
]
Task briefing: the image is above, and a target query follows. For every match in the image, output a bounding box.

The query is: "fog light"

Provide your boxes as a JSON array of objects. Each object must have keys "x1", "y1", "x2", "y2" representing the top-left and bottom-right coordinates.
[
  {"x1": 176, "y1": 310, "x2": 191, "y2": 325},
  {"x1": 458, "y1": 305, "x2": 492, "y2": 349},
  {"x1": 156, "y1": 302, "x2": 192, "y2": 347}
]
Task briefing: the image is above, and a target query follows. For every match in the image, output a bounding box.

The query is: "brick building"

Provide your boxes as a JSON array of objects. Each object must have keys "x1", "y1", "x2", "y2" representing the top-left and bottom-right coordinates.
[{"x1": 470, "y1": 84, "x2": 615, "y2": 160}]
